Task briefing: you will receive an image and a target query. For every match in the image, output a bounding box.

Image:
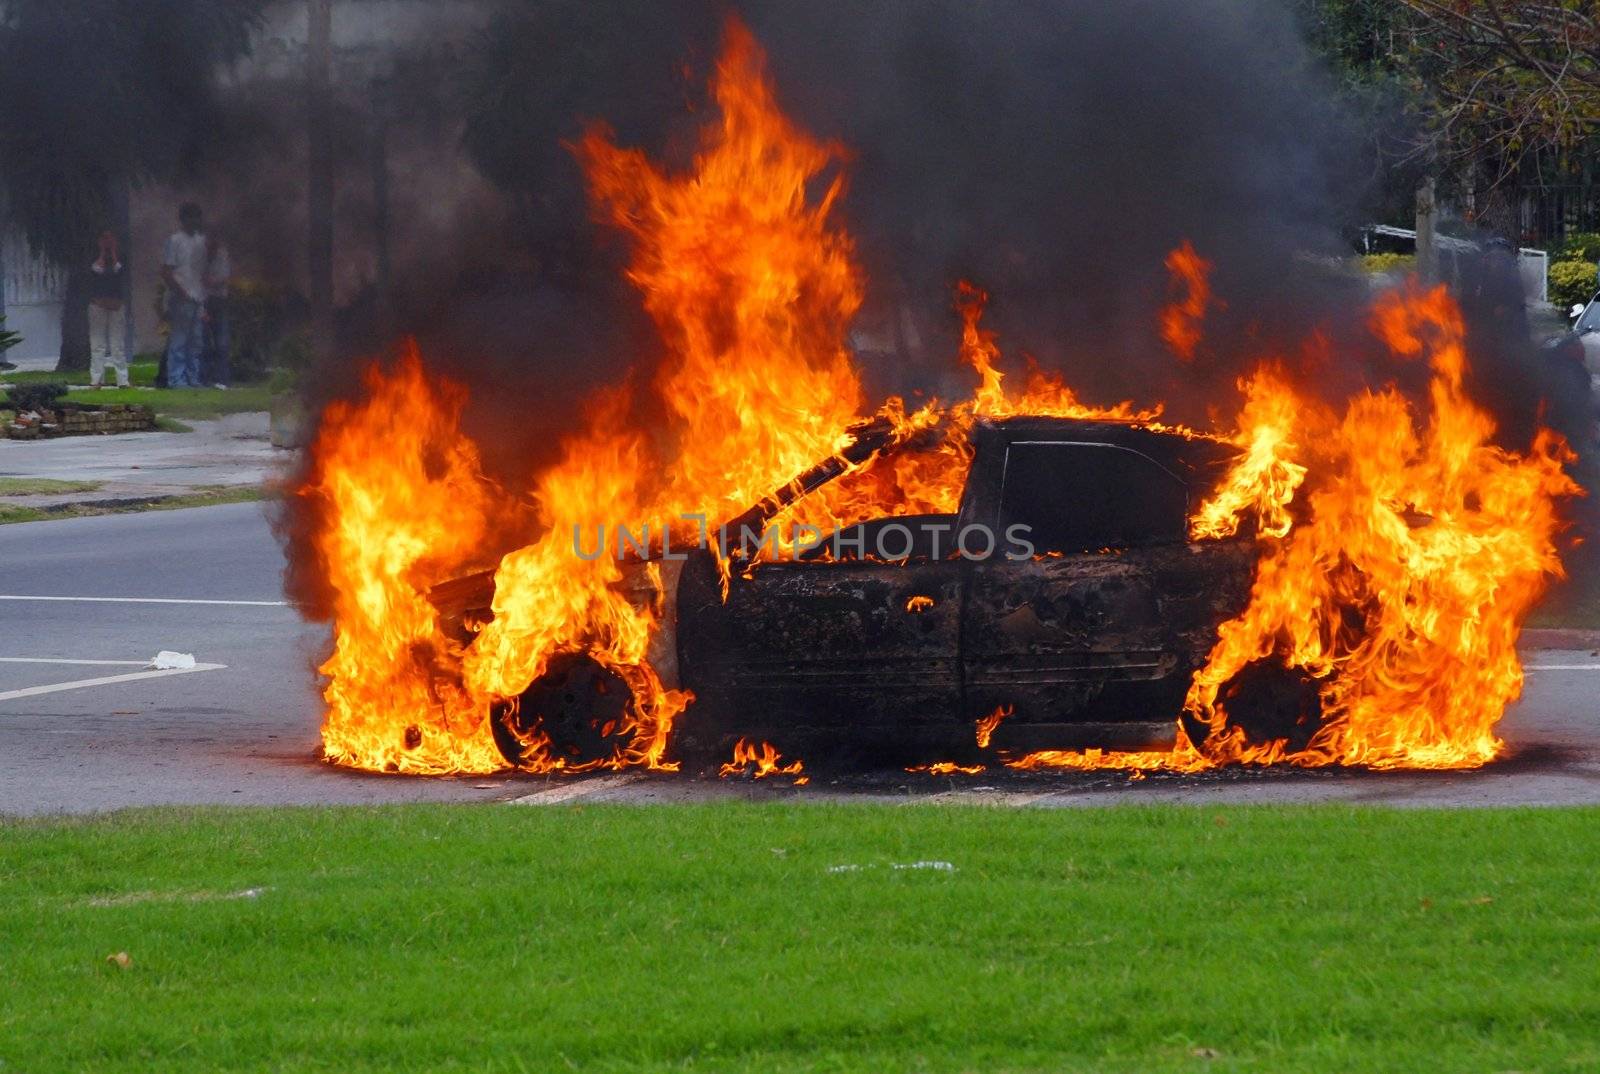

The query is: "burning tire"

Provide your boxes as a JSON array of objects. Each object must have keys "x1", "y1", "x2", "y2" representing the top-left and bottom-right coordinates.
[
  {"x1": 1182, "y1": 660, "x2": 1324, "y2": 755},
  {"x1": 490, "y1": 652, "x2": 633, "y2": 768}
]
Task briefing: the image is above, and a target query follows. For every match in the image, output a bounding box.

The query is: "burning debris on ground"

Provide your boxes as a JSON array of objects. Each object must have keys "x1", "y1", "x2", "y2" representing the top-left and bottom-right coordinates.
[{"x1": 290, "y1": 16, "x2": 1582, "y2": 787}]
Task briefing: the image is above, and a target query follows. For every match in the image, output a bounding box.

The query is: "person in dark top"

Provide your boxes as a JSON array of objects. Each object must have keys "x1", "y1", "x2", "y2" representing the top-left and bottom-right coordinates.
[{"x1": 88, "y1": 229, "x2": 129, "y2": 388}]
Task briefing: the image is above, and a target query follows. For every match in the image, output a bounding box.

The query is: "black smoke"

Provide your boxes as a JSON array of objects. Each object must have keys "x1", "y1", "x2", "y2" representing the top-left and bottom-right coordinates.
[
  {"x1": 304, "y1": 0, "x2": 1385, "y2": 457},
  {"x1": 264, "y1": 0, "x2": 1593, "y2": 608}
]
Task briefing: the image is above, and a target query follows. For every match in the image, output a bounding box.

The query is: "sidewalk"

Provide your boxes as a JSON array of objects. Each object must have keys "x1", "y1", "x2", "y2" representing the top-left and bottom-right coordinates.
[{"x1": 0, "y1": 411, "x2": 288, "y2": 512}]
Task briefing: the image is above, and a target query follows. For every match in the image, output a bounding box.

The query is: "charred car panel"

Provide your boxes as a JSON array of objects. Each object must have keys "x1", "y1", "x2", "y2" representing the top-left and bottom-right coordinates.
[{"x1": 676, "y1": 550, "x2": 966, "y2": 762}]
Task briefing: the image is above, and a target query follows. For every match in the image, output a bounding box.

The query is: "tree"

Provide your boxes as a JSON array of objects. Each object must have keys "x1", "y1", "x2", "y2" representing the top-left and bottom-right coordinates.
[
  {"x1": 306, "y1": 0, "x2": 334, "y2": 356},
  {"x1": 0, "y1": 0, "x2": 264, "y2": 369},
  {"x1": 1294, "y1": 0, "x2": 1433, "y2": 223},
  {"x1": 1396, "y1": 0, "x2": 1599, "y2": 176},
  {"x1": 1301, "y1": 0, "x2": 1600, "y2": 249}
]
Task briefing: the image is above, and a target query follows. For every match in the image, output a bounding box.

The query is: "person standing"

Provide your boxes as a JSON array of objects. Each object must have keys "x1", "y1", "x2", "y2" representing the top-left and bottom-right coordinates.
[
  {"x1": 203, "y1": 230, "x2": 232, "y2": 389},
  {"x1": 161, "y1": 203, "x2": 208, "y2": 388},
  {"x1": 87, "y1": 229, "x2": 130, "y2": 389}
]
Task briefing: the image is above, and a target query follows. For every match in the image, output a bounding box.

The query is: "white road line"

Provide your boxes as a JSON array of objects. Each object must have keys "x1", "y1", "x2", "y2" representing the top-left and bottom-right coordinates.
[
  {"x1": 0, "y1": 663, "x2": 226, "y2": 702},
  {"x1": 0, "y1": 657, "x2": 149, "y2": 666},
  {"x1": 1524, "y1": 664, "x2": 1600, "y2": 671},
  {"x1": 507, "y1": 773, "x2": 643, "y2": 805},
  {"x1": 0, "y1": 595, "x2": 287, "y2": 607}
]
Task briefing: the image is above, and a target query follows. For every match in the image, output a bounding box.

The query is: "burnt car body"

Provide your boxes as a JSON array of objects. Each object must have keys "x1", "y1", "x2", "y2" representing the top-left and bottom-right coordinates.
[{"x1": 438, "y1": 416, "x2": 1280, "y2": 770}]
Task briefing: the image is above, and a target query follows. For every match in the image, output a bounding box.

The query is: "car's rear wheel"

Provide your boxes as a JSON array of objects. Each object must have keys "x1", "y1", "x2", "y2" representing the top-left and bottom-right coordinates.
[
  {"x1": 1181, "y1": 659, "x2": 1323, "y2": 755},
  {"x1": 491, "y1": 652, "x2": 633, "y2": 768}
]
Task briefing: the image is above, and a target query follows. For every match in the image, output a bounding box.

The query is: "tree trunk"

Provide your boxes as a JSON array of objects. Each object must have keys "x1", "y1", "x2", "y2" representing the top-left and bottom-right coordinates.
[
  {"x1": 115, "y1": 178, "x2": 135, "y2": 362},
  {"x1": 0, "y1": 213, "x2": 7, "y2": 352},
  {"x1": 56, "y1": 272, "x2": 89, "y2": 373},
  {"x1": 1415, "y1": 176, "x2": 1438, "y2": 284},
  {"x1": 307, "y1": 0, "x2": 335, "y2": 357}
]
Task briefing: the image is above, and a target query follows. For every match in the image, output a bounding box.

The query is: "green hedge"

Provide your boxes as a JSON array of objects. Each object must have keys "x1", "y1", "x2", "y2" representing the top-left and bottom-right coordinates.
[
  {"x1": 1550, "y1": 260, "x2": 1599, "y2": 311},
  {"x1": 1360, "y1": 252, "x2": 1416, "y2": 275},
  {"x1": 1553, "y1": 232, "x2": 1600, "y2": 263},
  {"x1": 4, "y1": 382, "x2": 67, "y2": 413}
]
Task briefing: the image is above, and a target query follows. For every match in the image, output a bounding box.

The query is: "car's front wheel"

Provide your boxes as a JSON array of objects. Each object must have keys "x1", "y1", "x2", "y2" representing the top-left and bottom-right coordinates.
[
  {"x1": 1181, "y1": 659, "x2": 1324, "y2": 756},
  {"x1": 490, "y1": 652, "x2": 633, "y2": 768}
]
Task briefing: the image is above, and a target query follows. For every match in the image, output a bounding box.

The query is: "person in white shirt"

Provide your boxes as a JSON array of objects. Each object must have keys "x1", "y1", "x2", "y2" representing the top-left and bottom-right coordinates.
[{"x1": 161, "y1": 203, "x2": 208, "y2": 388}]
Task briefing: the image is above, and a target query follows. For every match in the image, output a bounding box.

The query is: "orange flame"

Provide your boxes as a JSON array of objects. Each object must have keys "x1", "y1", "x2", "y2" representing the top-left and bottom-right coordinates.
[
  {"x1": 1011, "y1": 284, "x2": 1579, "y2": 774},
  {"x1": 956, "y1": 281, "x2": 1160, "y2": 423},
  {"x1": 719, "y1": 738, "x2": 807, "y2": 782},
  {"x1": 576, "y1": 17, "x2": 863, "y2": 533},
  {"x1": 906, "y1": 762, "x2": 986, "y2": 775},
  {"x1": 301, "y1": 347, "x2": 502, "y2": 775},
  {"x1": 1159, "y1": 239, "x2": 1212, "y2": 361},
  {"x1": 1187, "y1": 286, "x2": 1578, "y2": 770},
  {"x1": 1189, "y1": 367, "x2": 1308, "y2": 540},
  {"x1": 975, "y1": 705, "x2": 1012, "y2": 749}
]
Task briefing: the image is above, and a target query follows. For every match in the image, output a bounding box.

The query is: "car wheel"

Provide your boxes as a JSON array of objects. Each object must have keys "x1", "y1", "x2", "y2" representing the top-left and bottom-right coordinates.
[
  {"x1": 490, "y1": 652, "x2": 634, "y2": 768},
  {"x1": 1181, "y1": 659, "x2": 1323, "y2": 755}
]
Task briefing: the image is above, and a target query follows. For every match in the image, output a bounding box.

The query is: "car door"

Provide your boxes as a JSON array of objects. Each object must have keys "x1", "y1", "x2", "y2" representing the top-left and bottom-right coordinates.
[
  {"x1": 676, "y1": 522, "x2": 963, "y2": 759},
  {"x1": 960, "y1": 439, "x2": 1201, "y2": 744}
]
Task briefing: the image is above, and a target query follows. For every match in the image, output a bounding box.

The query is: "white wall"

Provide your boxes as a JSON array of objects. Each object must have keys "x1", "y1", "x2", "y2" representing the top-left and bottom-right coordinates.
[{"x1": 1, "y1": 227, "x2": 65, "y2": 367}]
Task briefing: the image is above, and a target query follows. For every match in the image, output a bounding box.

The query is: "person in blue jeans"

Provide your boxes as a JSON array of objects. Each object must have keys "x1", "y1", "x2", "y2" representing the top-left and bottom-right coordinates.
[{"x1": 161, "y1": 203, "x2": 208, "y2": 388}]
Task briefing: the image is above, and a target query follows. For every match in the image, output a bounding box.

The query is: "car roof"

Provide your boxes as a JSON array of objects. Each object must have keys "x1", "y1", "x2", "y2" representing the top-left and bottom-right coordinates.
[{"x1": 973, "y1": 416, "x2": 1240, "y2": 484}]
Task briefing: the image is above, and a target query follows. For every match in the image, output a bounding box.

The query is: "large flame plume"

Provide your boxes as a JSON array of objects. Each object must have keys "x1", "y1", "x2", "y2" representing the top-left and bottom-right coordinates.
[{"x1": 300, "y1": 18, "x2": 1576, "y2": 779}]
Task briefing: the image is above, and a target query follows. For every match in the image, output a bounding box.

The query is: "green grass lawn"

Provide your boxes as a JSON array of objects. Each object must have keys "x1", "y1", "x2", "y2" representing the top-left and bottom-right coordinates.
[
  {"x1": 3, "y1": 803, "x2": 1597, "y2": 1073},
  {"x1": 60, "y1": 383, "x2": 274, "y2": 418},
  {"x1": 5, "y1": 360, "x2": 277, "y2": 419},
  {"x1": 0, "y1": 484, "x2": 264, "y2": 524},
  {"x1": 4, "y1": 358, "x2": 162, "y2": 387},
  {"x1": 0, "y1": 477, "x2": 103, "y2": 496}
]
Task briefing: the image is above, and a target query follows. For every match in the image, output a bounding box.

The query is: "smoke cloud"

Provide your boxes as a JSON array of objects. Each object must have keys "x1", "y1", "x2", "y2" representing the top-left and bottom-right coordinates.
[{"x1": 255, "y1": 0, "x2": 1592, "y2": 607}]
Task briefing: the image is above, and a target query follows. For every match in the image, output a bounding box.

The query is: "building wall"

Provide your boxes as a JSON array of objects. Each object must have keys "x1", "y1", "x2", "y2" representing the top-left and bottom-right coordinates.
[{"x1": 1, "y1": 227, "x2": 66, "y2": 367}]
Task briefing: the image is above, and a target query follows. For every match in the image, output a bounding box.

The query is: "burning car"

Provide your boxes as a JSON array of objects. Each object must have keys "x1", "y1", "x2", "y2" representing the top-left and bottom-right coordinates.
[
  {"x1": 302, "y1": 19, "x2": 1574, "y2": 781},
  {"x1": 432, "y1": 413, "x2": 1319, "y2": 771}
]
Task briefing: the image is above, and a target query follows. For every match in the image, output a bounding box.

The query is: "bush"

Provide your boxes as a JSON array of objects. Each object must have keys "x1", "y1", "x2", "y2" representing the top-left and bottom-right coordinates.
[
  {"x1": 1554, "y1": 232, "x2": 1600, "y2": 263},
  {"x1": 270, "y1": 330, "x2": 312, "y2": 373},
  {"x1": 1549, "y1": 260, "x2": 1599, "y2": 311},
  {"x1": 4, "y1": 382, "x2": 68, "y2": 413},
  {"x1": 0, "y1": 315, "x2": 20, "y2": 355},
  {"x1": 227, "y1": 278, "x2": 291, "y2": 383},
  {"x1": 1360, "y1": 252, "x2": 1416, "y2": 275}
]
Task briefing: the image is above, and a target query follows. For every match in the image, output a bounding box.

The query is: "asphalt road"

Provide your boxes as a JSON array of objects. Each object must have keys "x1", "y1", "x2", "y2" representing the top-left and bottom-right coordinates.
[{"x1": 1, "y1": 503, "x2": 1598, "y2": 815}]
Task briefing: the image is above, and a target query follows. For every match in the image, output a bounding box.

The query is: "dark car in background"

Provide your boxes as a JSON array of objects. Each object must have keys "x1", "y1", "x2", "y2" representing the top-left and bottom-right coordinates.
[{"x1": 1541, "y1": 289, "x2": 1600, "y2": 458}]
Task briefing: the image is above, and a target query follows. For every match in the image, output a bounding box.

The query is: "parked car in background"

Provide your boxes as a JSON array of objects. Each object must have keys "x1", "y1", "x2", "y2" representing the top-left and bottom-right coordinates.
[
  {"x1": 1540, "y1": 290, "x2": 1600, "y2": 458},
  {"x1": 1557, "y1": 290, "x2": 1600, "y2": 379}
]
